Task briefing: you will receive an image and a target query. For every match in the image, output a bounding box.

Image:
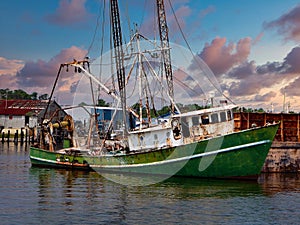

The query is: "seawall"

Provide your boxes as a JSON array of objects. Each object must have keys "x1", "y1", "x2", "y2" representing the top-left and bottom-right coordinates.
[
  {"x1": 234, "y1": 112, "x2": 300, "y2": 173},
  {"x1": 263, "y1": 142, "x2": 300, "y2": 173}
]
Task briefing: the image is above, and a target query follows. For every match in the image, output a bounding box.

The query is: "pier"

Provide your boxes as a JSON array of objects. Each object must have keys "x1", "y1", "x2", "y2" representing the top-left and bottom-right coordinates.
[
  {"x1": 0, "y1": 128, "x2": 34, "y2": 145},
  {"x1": 234, "y1": 112, "x2": 300, "y2": 172}
]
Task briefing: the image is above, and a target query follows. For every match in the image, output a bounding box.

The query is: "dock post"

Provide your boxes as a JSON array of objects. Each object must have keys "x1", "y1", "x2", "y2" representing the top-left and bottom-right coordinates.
[
  {"x1": 7, "y1": 130, "x2": 10, "y2": 143},
  {"x1": 31, "y1": 131, "x2": 34, "y2": 144},
  {"x1": 20, "y1": 129, "x2": 24, "y2": 145},
  {"x1": 25, "y1": 129, "x2": 28, "y2": 144},
  {"x1": 14, "y1": 130, "x2": 18, "y2": 144}
]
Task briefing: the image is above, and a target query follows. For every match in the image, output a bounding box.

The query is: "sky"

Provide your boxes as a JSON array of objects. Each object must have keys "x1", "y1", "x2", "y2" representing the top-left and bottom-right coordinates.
[{"x1": 1, "y1": 0, "x2": 300, "y2": 112}]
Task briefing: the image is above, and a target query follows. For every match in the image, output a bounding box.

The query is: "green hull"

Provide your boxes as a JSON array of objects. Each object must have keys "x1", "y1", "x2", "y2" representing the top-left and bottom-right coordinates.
[{"x1": 30, "y1": 123, "x2": 279, "y2": 178}]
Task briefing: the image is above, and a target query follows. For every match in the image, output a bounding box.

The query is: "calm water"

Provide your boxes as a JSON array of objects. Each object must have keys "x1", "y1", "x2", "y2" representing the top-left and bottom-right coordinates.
[{"x1": 0, "y1": 143, "x2": 300, "y2": 225}]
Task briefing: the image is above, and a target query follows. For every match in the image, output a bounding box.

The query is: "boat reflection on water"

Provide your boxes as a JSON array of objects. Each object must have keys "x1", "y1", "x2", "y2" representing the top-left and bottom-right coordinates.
[
  {"x1": 29, "y1": 167, "x2": 300, "y2": 200},
  {"x1": 27, "y1": 167, "x2": 300, "y2": 224},
  {"x1": 258, "y1": 173, "x2": 300, "y2": 195}
]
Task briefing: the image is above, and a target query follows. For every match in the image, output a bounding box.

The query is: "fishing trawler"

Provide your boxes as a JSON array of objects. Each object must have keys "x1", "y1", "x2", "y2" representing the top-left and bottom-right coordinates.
[{"x1": 30, "y1": 0, "x2": 279, "y2": 179}]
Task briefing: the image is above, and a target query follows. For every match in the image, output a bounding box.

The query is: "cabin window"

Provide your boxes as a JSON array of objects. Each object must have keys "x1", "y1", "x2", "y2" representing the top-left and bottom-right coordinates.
[
  {"x1": 201, "y1": 115, "x2": 209, "y2": 125},
  {"x1": 210, "y1": 113, "x2": 219, "y2": 123},
  {"x1": 181, "y1": 117, "x2": 190, "y2": 138},
  {"x1": 227, "y1": 110, "x2": 232, "y2": 120},
  {"x1": 220, "y1": 111, "x2": 226, "y2": 122},
  {"x1": 192, "y1": 116, "x2": 199, "y2": 126}
]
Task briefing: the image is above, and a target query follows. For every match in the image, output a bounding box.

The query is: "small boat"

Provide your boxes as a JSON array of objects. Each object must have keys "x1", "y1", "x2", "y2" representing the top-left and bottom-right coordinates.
[{"x1": 30, "y1": 0, "x2": 279, "y2": 180}]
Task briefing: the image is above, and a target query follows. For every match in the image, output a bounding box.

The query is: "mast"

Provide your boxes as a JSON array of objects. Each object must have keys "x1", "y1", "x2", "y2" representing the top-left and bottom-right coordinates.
[
  {"x1": 156, "y1": 0, "x2": 175, "y2": 113},
  {"x1": 110, "y1": 0, "x2": 128, "y2": 132}
]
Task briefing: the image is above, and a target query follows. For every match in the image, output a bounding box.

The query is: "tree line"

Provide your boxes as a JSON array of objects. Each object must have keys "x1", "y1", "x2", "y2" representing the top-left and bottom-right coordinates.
[{"x1": 0, "y1": 89, "x2": 49, "y2": 100}]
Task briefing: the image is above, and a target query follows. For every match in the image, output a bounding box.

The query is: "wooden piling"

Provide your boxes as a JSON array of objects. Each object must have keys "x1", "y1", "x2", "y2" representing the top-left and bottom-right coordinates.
[
  {"x1": 20, "y1": 130, "x2": 24, "y2": 145},
  {"x1": 14, "y1": 130, "x2": 18, "y2": 144},
  {"x1": 7, "y1": 130, "x2": 10, "y2": 143},
  {"x1": 25, "y1": 129, "x2": 28, "y2": 143}
]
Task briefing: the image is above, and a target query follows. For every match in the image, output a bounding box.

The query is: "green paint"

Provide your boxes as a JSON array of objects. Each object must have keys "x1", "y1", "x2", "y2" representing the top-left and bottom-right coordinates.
[{"x1": 30, "y1": 123, "x2": 279, "y2": 178}]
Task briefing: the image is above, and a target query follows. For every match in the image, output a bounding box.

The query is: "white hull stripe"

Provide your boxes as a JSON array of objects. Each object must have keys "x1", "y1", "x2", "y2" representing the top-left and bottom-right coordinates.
[
  {"x1": 30, "y1": 156, "x2": 58, "y2": 164},
  {"x1": 91, "y1": 140, "x2": 271, "y2": 168}
]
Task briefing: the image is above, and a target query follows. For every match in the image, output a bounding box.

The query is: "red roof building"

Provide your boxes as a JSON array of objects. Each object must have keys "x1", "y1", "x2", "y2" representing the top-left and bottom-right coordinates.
[{"x1": 0, "y1": 100, "x2": 66, "y2": 129}]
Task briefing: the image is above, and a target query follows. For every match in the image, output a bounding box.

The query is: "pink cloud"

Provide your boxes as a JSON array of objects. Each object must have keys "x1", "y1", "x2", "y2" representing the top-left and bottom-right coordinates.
[
  {"x1": 0, "y1": 57, "x2": 24, "y2": 90},
  {"x1": 281, "y1": 76, "x2": 300, "y2": 97},
  {"x1": 283, "y1": 46, "x2": 300, "y2": 73},
  {"x1": 15, "y1": 46, "x2": 87, "y2": 102},
  {"x1": 252, "y1": 32, "x2": 264, "y2": 45},
  {"x1": 199, "y1": 37, "x2": 251, "y2": 76},
  {"x1": 223, "y1": 45, "x2": 300, "y2": 99},
  {"x1": 0, "y1": 57, "x2": 24, "y2": 75},
  {"x1": 169, "y1": 5, "x2": 192, "y2": 34},
  {"x1": 0, "y1": 74, "x2": 18, "y2": 90},
  {"x1": 226, "y1": 61, "x2": 285, "y2": 97},
  {"x1": 254, "y1": 92, "x2": 277, "y2": 102},
  {"x1": 45, "y1": 0, "x2": 92, "y2": 26},
  {"x1": 264, "y1": 4, "x2": 300, "y2": 42},
  {"x1": 199, "y1": 5, "x2": 215, "y2": 19},
  {"x1": 140, "y1": 3, "x2": 192, "y2": 39}
]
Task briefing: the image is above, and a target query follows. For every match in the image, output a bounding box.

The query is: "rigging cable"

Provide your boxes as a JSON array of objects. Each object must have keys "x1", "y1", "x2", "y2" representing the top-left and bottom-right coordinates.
[
  {"x1": 166, "y1": 0, "x2": 235, "y2": 105},
  {"x1": 138, "y1": 0, "x2": 147, "y2": 31},
  {"x1": 86, "y1": 2, "x2": 102, "y2": 57}
]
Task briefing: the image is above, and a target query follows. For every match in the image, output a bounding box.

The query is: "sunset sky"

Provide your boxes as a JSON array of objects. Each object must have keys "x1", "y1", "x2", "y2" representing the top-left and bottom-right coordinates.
[{"x1": 1, "y1": 0, "x2": 300, "y2": 112}]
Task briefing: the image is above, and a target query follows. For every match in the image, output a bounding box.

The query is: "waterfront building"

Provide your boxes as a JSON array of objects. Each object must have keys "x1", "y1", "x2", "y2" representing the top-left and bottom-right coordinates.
[{"x1": 0, "y1": 100, "x2": 66, "y2": 130}]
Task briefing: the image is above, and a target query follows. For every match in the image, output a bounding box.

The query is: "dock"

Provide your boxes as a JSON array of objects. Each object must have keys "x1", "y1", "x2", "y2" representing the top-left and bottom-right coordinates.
[
  {"x1": 0, "y1": 128, "x2": 34, "y2": 145},
  {"x1": 234, "y1": 112, "x2": 300, "y2": 172}
]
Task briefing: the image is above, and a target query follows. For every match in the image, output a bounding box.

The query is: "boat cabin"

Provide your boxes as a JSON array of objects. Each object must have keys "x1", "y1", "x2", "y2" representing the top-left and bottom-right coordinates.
[
  {"x1": 127, "y1": 104, "x2": 236, "y2": 151},
  {"x1": 173, "y1": 104, "x2": 236, "y2": 144}
]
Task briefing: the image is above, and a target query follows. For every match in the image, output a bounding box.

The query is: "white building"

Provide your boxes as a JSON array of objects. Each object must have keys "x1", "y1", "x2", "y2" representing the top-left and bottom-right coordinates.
[{"x1": 0, "y1": 100, "x2": 66, "y2": 129}]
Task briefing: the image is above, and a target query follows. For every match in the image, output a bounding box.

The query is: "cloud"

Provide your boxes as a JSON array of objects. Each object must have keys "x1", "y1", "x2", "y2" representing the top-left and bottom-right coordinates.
[
  {"x1": 215, "y1": 43, "x2": 300, "y2": 103},
  {"x1": 252, "y1": 32, "x2": 264, "y2": 45},
  {"x1": 199, "y1": 5, "x2": 215, "y2": 18},
  {"x1": 0, "y1": 57, "x2": 25, "y2": 90},
  {"x1": 15, "y1": 46, "x2": 87, "y2": 100},
  {"x1": 264, "y1": 4, "x2": 300, "y2": 42},
  {"x1": 281, "y1": 76, "x2": 300, "y2": 97},
  {"x1": 140, "y1": 2, "x2": 193, "y2": 39},
  {"x1": 255, "y1": 46, "x2": 300, "y2": 74},
  {"x1": 256, "y1": 61, "x2": 286, "y2": 74},
  {"x1": 199, "y1": 37, "x2": 251, "y2": 76},
  {"x1": 0, "y1": 57, "x2": 24, "y2": 75},
  {"x1": 45, "y1": 0, "x2": 92, "y2": 26},
  {"x1": 227, "y1": 61, "x2": 256, "y2": 79},
  {"x1": 283, "y1": 46, "x2": 300, "y2": 73},
  {"x1": 168, "y1": 5, "x2": 192, "y2": 34},
  {"x1": 0, "y1": 74, "x2": 18, "y2": 90},
  {"x1": 254, "y1": 91, "x2": 277, "y2": 102},
  {"x1": 226, "y1": 61, "x2": 284, "y2": 97}
]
